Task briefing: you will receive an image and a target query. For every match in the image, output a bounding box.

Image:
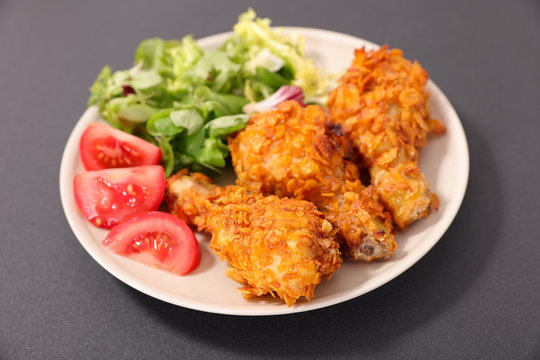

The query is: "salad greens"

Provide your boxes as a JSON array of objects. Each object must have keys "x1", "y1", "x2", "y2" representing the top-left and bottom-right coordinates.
[
  {"x1": 229, "y1": 8, "x2": 331, "y2": 103},
  {"x1": 88, "y1": 9, "x2": 331, "y2": 177}
]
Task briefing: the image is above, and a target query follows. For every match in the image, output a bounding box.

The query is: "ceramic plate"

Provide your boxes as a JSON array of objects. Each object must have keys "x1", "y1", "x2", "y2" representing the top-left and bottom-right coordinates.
[{"x1": 59, "y1": 27, "x2": 469, "y2": 316}]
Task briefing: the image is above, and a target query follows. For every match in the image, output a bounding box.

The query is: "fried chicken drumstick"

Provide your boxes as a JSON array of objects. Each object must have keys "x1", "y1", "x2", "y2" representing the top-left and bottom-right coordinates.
[
  {"x1": 229, "y1": 101, "x2": 395, "y2": 261},
  {"x1": 166, "y1": 170, "x2": 342, "y2": 306},
  {"x1": 327, "y1": 46, "x2": 446, "y2": 229}
]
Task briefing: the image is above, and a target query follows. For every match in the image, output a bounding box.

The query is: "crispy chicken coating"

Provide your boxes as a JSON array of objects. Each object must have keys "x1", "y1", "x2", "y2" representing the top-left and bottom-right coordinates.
[
  {"x1": 166, "y1": 170, "x2": 342, "y2": 306},
  {"x1": 327, "y1": 46, "x2": 446, "y2": 228},
  {"x1": 228, "y1": 101, "x2": 395, "y2": 261}
]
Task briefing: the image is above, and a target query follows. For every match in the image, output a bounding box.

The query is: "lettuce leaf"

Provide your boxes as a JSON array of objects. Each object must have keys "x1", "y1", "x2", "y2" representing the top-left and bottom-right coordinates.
[
  {"x1": 230, "y1": 8, "x2": 331, "y2": 103},
  {"x1": 86, "y1": 9, "x2": 327, "y2": 177}
]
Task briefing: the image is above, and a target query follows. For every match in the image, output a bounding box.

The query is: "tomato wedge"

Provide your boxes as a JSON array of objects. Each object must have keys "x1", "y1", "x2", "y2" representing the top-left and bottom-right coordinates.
[
  {"x1": 79, "y1": 122, "x2": 162, "y2": 170},
  {"x1": 103, "y1": 212, "x2": 200, "y2": 275},
  {"x1": 74, "y1": 165, "x2": 165, "y2": 228}
]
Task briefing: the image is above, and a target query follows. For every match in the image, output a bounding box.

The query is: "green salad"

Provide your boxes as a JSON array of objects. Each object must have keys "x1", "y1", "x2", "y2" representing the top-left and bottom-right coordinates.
[{"x1": 88, "y1": 9, "x2": 330, "y2": 177}]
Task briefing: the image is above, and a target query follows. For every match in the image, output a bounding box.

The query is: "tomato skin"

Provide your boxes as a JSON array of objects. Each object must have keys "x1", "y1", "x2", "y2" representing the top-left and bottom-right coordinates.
[
  {"x1": 103, "y1": 211, "x2": 200, "y2": 275},
  {"x1": 79, "y1": 122, "x2": 162, "y2": 171},
  {"x1": 73, "y1": 165, "x2": 165, "y2": 229}
]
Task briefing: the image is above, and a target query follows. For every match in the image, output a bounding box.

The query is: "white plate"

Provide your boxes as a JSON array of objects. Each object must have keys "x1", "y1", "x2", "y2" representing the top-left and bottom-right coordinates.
[{"x1": 59, "y1": 28, "x2": 469, "y2": 316}]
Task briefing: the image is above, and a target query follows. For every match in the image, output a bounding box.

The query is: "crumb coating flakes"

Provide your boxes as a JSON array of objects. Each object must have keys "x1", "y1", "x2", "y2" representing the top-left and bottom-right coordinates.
[
  {"x1": 166, "y1": 172, "x2": 342, "y2": 306},
  {"x1": 327, "y1": 46, "x2": 446, "y2": 228}
]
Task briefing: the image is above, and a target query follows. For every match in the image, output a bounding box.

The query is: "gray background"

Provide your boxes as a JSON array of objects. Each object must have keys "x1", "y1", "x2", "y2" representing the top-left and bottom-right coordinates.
[{"x1": 1, "y1": 0, "x2": 539, "y2": 358}]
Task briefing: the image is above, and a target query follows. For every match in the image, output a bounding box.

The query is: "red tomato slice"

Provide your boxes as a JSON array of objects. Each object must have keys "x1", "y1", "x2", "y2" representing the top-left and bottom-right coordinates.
[
  {"x1": 74, "y1": 165, "x2": 165, "y2": 228},
  {"x1": 103, "y1": 211, "x2": 200, "y2": 275},
  {"x1": 79, "y1": 122, "x2": 162, "y2": 170}
]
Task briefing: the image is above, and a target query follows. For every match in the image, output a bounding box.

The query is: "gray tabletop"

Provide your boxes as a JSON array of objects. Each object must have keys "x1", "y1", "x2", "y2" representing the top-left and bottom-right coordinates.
[{"x1": 1, "y1": 0, "x2": 539, "y2": 358}]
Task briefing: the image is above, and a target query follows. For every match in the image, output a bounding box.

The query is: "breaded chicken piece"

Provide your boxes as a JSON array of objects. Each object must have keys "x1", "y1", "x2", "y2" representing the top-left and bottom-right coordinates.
[
  {"x1": 327, "y1": 46, "x2": 446, "y2": 229},
  {"x1": 166, "y1": 170, "x2": 342, "y2": 306},
  {"x1": 229, "y1": 101, "x2": 395, "y2": 261}
]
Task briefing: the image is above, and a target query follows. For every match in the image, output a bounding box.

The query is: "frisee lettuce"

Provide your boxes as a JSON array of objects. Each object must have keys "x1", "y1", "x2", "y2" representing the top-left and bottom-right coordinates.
[{"x1": 229, "y1": 8, "x2": 331, "y2": 103}]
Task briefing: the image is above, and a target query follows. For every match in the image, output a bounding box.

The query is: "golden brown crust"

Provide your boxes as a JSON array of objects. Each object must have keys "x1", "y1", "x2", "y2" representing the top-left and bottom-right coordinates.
[
  {"x1": 165, "y1": 169, "x2": 214, "y2": 229},
  {"x1": 327, "y1": 46, "x2": 446, "y2": 228},
  {"x1": 166, "y1": 171, "x2": 342, "y2": 306},
  {"x1": 229, "y1": 101, "x2": 396, "y2": 261}
]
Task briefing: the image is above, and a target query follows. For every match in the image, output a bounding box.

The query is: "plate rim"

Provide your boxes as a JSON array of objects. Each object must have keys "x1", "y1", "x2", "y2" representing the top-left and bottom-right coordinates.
[{"x1": 59, "y1": 26, "x2": 469, "y2": 316}]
